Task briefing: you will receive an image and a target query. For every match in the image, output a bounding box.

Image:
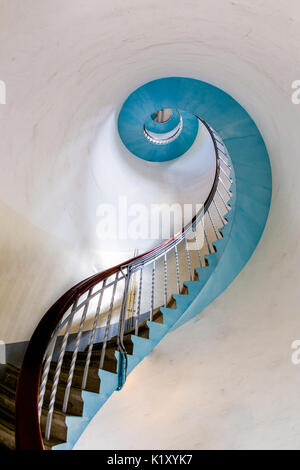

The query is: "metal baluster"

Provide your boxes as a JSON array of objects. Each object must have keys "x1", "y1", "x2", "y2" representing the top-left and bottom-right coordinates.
[
  {"x1": 127, "y1": 259, "x2": 137, "y2": 330},
  {"x1": 135, "y1": 267, "x2": 143, "y2": 336},
  {"x1": 219, "y1": 154, "x2": 231, "y2": 169},
  {"x1": 220, "y1": 165, "x2": 232, "y2": 182},
  {"x1": 214, "y1": 137, "x2": 224, "y2": 146},
  {"x1": 150, "y1": 260, "x2": 155, "y2": 321},
  {"x1": 200, "y1": 218, "x2": 212, "y2": 254},
  {"x1": 164, "y1": 253, "x2": 168, "y2": 307},
  {"x1": 38, "y1": 338, "x2": 56, "y2": 419},
  {"x1": 193, "y1": 228, "x2": 203, "y2": 268},
  {"x1": 217, "y1": 187, "x2": 230, "y2": 210},
  {"x1": 184, "y1": 234, "x2": 192, "y2": 281},
  {"x1": 62, "y1": 288, "x2": 93, "y2": 413},
  {"x1": 82, "y1": 280, "x2": 107, "y2": 389},
  {"x1": 174, "y1": 245, "x2": 181, "y2": 293},
  {"x1": 45, "y1": 299, "x2": 78, "y2": 441},
  {"x1": 219, "y1": 177, "x2": 232, "y2": 197},
  {"x1": 213, "y1": 199, "x2": 225, "y2": 226},
  {"x1": 217, "y1": 146, "x2": 227, "y2": 157},
  {"x1": 207, "y1": 208, "x2": 220, "y2": 240},
  {"x1": 99, "y1": 272, "x2": 120, "y2": 370},
  {"x1": 217, "y1": 145, "x2": 227, "y2": 156}
]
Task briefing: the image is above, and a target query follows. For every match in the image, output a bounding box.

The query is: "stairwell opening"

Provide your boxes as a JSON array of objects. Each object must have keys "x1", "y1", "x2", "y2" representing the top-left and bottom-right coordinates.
[{"x1": 143, "y1": 108, "x2": 183, "y2": 145}]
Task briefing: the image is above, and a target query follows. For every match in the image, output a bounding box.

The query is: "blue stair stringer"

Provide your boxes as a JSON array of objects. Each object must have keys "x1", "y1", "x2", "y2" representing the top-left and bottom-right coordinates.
[{"x1": 54, "y1": 77, "x2": 272, "y2": 449}]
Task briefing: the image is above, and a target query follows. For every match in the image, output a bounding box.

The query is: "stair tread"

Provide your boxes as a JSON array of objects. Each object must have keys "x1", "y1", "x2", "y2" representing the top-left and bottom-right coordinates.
[
  {"x1": 0, "y1": 382, "x2": 16, "y2": 397},
  {"x1": 0, "y1": 414, "x2": 66, "y2": 451},
  {"x1": 4, "y1": 363, "x2": 19, "y2": 376},
  {"x1": 0, "y1": 392, "x2": 67, "y2": 446},
  {"x1": 0, "y1": 402, "x2": 67, "y2": 430},
  {"x1": 0, "y1": 405, "x2": 15, "y2": 428}
]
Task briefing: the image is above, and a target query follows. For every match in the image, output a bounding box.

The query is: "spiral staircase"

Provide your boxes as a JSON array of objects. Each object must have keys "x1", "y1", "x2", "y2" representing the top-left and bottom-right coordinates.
[
  {"x1": 0, "y1": 74, "x2": 272, "y2": 450},
  {"x1": 0, "y1": 123, "x2": 233, "y2": 450}
]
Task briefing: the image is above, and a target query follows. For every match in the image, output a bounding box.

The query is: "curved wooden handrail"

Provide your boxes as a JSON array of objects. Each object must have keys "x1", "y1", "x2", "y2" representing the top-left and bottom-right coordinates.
[{"x1": 15, "y1": 118, "x2": 220, "y2": 450}]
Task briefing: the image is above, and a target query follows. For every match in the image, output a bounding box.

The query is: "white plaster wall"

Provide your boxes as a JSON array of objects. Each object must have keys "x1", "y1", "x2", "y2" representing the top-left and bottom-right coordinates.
[
  {"x1": 0, "y1": 0, "x2": 216, "y2": 343},
  {"x1": 0, "y1": 0, "x2": 300, "y2": 450}
]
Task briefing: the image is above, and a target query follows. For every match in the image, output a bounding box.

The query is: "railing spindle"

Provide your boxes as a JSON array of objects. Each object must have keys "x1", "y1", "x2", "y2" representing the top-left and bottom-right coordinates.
[
  {"x1": 82, "y1": 280, "x2": 107, "y2": 389},
  {"x1": 207, "y1": 208, "x2": 220, "y2": 240},
  {"x1": 38, "y1": 339, "x2": 56, "y2": 419},
  {"x1": 150, "y1": 261, "x2": 155, "y2": 321},
  {"x1": 62, "y1": 288, "x2": 93, "y2": 413},
  {"x1": 200, "y1": 218, "x2": 212, "y2": 255},
  {"x1": 217, "y1": 187, "x2": 230, "y2": 210},
  {"x1": 213, "y1": 199, "x2": 225, "y2": 226},
  {"x1": 219, "y1": 177, "x2": 232, "y2": 197},
  {"x1": 135, "y1": 267, "x2": 143, "y2": 335},
  {"x1": 174, "y1": 245, "x2": 181, "y2": 293},
  {"x1": 193, "y1": 229, "x2": 203, "y2": 268},
  {"x1": 220, "y1": 164, "x2": 232, "y2": 182},
  {"x1": 45, "y1": 299, "x2": 78, "y2": 441},
  {"x1": 184, "y1": 234, "x2": 193, "y2": 281},
  {"x1": 164, "y1": 253, "x2": 168, "y2": 307}
]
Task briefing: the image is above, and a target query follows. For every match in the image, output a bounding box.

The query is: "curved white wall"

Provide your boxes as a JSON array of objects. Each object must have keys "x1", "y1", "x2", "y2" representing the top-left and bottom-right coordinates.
[
  {"x1": 0, "y1": 1, "x2": 216, "y2": 343},
  {"x1": 1, "y1": 0, "x2": 300, "y2": 450}
]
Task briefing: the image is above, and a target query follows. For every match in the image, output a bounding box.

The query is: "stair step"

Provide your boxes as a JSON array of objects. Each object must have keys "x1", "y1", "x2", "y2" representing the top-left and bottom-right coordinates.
[
  {"x1": 146, "y1": 321, "x2": 168, "y2": 342},
  {"x1": 97, "y1": 369, "x2": 119, "y2": 396},
  {"x1": 160, "y1": 307, "x2": 183, "y2": 326},
  {"x1": 4, "y1": 361, "x2": 84, "y2": 417},
  {"x1": 212, "y1": 237, "x2": 227, "y2": 251},
  {"x1": 81, "y1": 390, "x2": 110, "y2": 420},
  {"x1": 47, "y1": 362, "x2": 100, "y2": 393},
  {"x1": 62, "y1": 415, "x2": 90, "y2": 449},
  {"x1": 2, "y1": 363, "x2": 20, "y2": 391},
  {"x1": 172, "y1": 293, "x2": 195, "y2": 313},
  {"x1": 131, "y1": 335, "x2": 155, "y2": 357},
  {"x1": 63, "y1": 348, "x2": 118, "y2": 375},
  {"x1": 220, "y1": 222, "x2": 232, "y2": 237},
  {"x1": 40, "y1": 409, "x2": 67, "y2": 443},
  {"x1": 0, "y1": 421, "x2": 62, "y2": 450},
  {"x1": 0, "y1": 417, "x2": 16, "y2": 450},
  {"x1": 205, "y1": 252, "x2": 219, "y2": 267},
  {"x1": 0, "y1": 383, "x2": 16, "y2": 413},
  {"x1": 92, "y1": 335, "x2": 134, "y2": 355},
  {"x1": 0, "y1": 393, "x2": 67, "y2": 444},
  {"x1": 39, "y1": 379, "x2": 84, "y2": 417}
]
